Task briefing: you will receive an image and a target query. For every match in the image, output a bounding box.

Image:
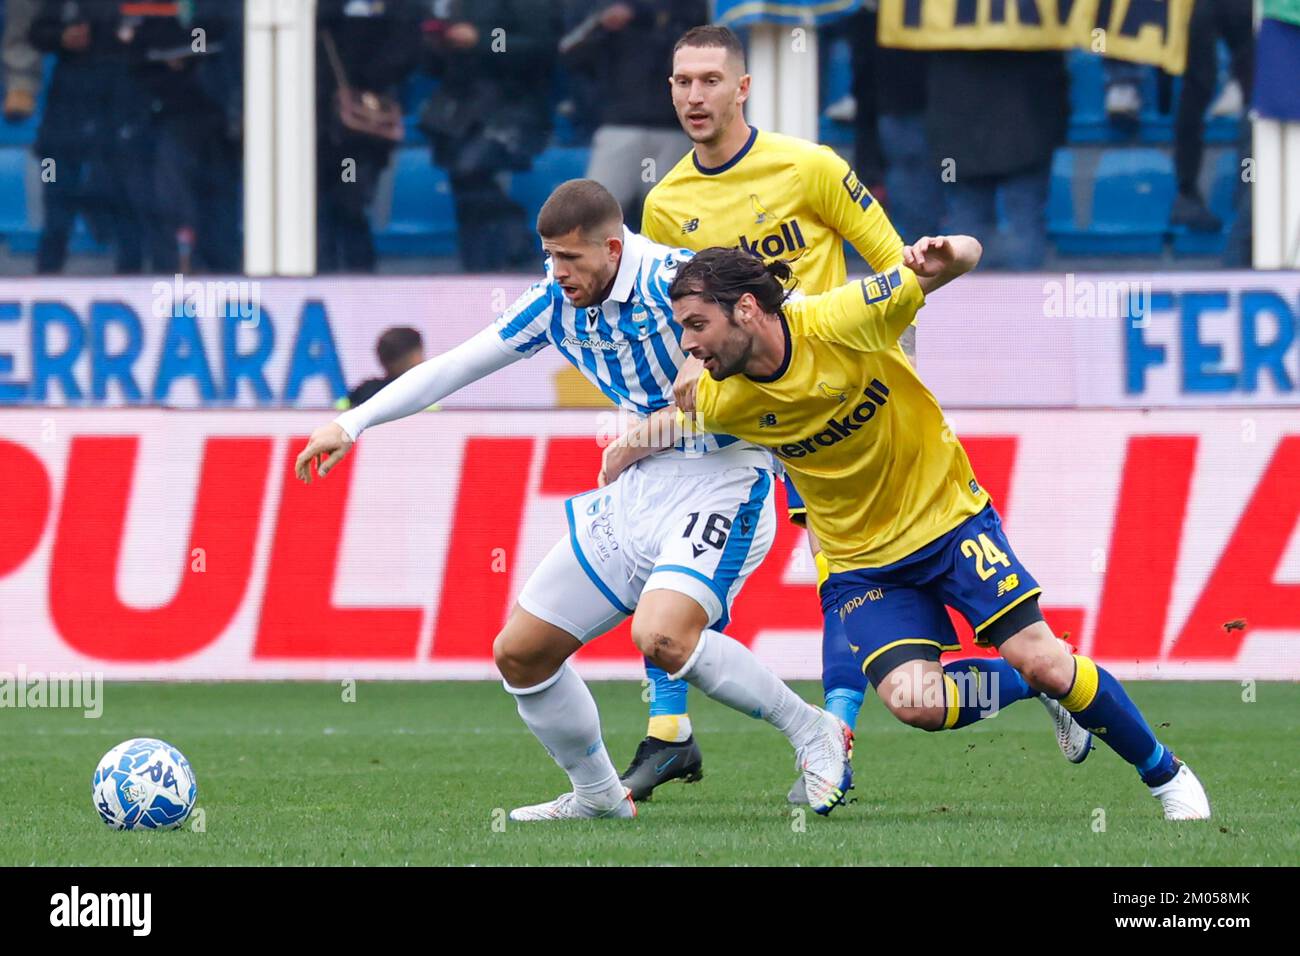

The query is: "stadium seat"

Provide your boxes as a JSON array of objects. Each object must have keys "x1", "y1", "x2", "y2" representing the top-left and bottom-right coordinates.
[
  {"x1": 1046, "y1": 148, "x2": 1079, "y2": 241},
  {"x1": 375, "y1": 148, "x2": 458, "y2": 257},
  {"x1": 1058, "y1": 148, "x2": 1174, "y2": 255},
  {"x1": 0, "y1": 147, "x2": 36, "y2": 250},
  {"x1": 1067, "y1": 51, "x2": 1108, "y2": 143},
  {"x1": 507, "y1": 146, "x2": 590, "y2": 223},
  {"x1": 0, "y1": 113, "x2": 39, "y2": 148},
  {"x1": 1172, "y1": 148, "x2": 1239, "y2": 257}
]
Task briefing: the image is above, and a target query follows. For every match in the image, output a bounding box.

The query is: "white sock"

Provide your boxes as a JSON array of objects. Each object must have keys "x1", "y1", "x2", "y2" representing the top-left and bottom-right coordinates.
[
  {"x1": 505, "y1": 664, "x2": 625, "y2": 809},
  {"x1": 673, "y1": 628, "x2": 822, "y2": 747}
]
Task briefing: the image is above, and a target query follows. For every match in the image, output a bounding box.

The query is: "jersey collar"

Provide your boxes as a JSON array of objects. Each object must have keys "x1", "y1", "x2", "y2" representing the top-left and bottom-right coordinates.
[
  {"x1": 608, "y1": 226, "x2": 646, "y2": 303},
  {"x1": 692, "y1": 125, "x2": 758, "y2": 176},
  {"x1": 746, "y1": 312, "x2": 792, "y2": 383}
]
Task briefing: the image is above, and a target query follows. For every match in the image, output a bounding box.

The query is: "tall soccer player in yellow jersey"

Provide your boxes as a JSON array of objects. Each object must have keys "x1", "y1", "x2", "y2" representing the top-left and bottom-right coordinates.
[
  {"x1": 602, "y1": 238, "x2": 1212, "y2": 821},
  {"x1": 620, "y1": 24, "x2": 911, "y2": 803}
]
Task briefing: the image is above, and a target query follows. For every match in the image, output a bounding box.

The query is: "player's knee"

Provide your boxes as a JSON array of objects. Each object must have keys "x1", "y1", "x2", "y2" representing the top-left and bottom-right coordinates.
[
  {"x1": 631, "y1": 622, "x2": 692, "y2": 675},
  {"x1": 891, "y1": 703, "x2": 948, "y2": 731},
  {"x1": 493, "y1": 628, "x2": 556, "y2": 688},
  {"x1": 492, "y1": 630, "x2": 529, "y2": 686},
  {"x1": 1008, "y1": 645, "x2": 1073, "y2": 696}
]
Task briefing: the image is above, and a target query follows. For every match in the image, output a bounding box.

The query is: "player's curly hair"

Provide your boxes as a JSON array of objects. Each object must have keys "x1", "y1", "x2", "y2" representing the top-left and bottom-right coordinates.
[{"x1": 668, "y1": 246, "x2": 797, "y2": 319}]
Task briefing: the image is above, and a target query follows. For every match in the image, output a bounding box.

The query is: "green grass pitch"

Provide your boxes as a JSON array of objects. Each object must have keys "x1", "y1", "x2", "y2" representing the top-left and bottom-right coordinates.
[{"x1": 2, "y1": 680, "x2": 1295, "y2": 866}]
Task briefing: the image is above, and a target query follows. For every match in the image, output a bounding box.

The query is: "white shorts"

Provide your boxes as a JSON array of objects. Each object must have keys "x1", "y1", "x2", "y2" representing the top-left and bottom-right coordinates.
[{"x1": 517, "y1": 452, "x2": 777, "y2": 643}]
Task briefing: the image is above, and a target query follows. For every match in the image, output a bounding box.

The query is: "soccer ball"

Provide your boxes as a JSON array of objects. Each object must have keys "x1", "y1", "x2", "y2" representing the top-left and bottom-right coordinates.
[{"x1": 91, "y1": 738, "x2": 198, "y2": 830}]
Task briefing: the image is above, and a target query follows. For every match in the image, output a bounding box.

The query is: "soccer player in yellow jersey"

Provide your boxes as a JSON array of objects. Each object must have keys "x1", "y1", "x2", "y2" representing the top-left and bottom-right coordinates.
[
  {"x1": 620, "y1": 24, "x2": 910, "y2": 802},
  {"x1": 602, "y1": 238, "x2": 1212, "y2": 821}
]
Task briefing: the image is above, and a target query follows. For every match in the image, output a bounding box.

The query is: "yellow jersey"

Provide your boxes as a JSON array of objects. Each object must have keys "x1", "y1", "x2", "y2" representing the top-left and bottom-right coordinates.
[
  {"x1": 642, "y1": 127, "x2": 903, "y2": 295},
  {"x1": 691, "y1": 267, "x2": 989, "y2": 575}
]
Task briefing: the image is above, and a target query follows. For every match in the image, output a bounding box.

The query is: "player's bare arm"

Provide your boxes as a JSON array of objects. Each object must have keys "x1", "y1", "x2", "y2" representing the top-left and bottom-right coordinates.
[
  {"x1": 902, "y1": 235, "x2": 983, "y2": 295},
  {"x1": 598, "y1": 406, "x2": 683, "y2": 486}
]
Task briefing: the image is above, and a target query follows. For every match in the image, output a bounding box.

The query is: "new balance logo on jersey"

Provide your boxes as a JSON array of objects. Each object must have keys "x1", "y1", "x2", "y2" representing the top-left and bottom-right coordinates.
[
  {"x1": 682, "y1": 218, "x2": 700, "y2": 234},
  {"x1": 774, "y1": 380, "x2": 891, "y2": 460},
  {"x1": 841, "y1": 168, "x2": 874, "y2": 211},
  {"x1": 758, "y1": 413, "x2": 778, "y2": 427},
  {"x1": 738, "y1": 220, "x2": 806, "y2": 261}
]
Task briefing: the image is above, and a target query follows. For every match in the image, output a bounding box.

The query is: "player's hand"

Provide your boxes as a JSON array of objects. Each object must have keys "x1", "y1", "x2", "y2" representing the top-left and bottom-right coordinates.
[
  {"x1": 294, "y1": 422, "x2": 353, "y2": 484},
  {"x1": 672, "y1": 354, "x2": 704, "y2": 413},
  {"x1": 902, "y1": 236, "x2": 957, "y2": 278},
  {"x1": 598, "y1": 438, "x2": 636, "y2": 487}
]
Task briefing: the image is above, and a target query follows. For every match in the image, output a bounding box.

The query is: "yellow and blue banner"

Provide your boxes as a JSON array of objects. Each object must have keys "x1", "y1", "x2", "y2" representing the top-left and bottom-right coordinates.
[{"x1": 877, "y1": 0, "x2": 1194, "y2": 74}]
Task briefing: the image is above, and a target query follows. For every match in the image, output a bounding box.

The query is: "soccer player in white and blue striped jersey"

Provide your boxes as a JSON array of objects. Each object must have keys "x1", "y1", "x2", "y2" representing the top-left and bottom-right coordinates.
[{"x1": 294, "y1": 180, "x2": 855, "y2": 819}]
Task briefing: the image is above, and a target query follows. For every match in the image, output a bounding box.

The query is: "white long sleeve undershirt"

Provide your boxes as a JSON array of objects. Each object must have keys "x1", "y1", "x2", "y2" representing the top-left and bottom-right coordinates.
[{"x1": 333, "y1": 328, "x2": 524, "y2": 441}]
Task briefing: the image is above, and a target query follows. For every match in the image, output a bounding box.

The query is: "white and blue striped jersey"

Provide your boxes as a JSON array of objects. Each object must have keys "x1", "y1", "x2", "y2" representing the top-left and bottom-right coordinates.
[{"x1": 492, "y1": 228, "x2": 761, "y2": 461}]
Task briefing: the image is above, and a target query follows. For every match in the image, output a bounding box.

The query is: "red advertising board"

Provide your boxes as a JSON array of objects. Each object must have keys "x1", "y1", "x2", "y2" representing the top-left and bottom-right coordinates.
[{"x1": 1, "y1": 409, "x2": 1296, "y2": 679}]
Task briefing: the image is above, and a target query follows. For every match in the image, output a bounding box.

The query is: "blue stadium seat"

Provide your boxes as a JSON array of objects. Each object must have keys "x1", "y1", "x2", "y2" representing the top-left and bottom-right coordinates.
[
  {"x1": 823, "y1": 38, "x2": 852, "y2": 107},
  {"x1": 375, "y1": 148, "x2": 458, "y2": 257},
  {"x1": 1082, "y1": 148, "x2": 1175, "y2": 254},
  {"x1": 0, "y1": 147, "x2": 36, "y2": 250},
  {"x1": 507, "y1": 146, "x2": 590, "y2": 222},
  {"x1": 0, "y1": 114, "x2": 39, "y2": 147},
  {"x1": 1067, "y1": 51, "x2": 1108, "y2": 143},
  {"x1": 1172, "y1": 148, "x2": 1239, "y2": 256},
  {"x1": 1046, "y1": 148, "x2": 1079, "y2": 240}
]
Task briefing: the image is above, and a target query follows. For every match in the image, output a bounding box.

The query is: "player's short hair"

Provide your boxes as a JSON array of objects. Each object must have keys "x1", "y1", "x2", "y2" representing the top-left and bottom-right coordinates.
[
  {"x1": 673, "y1": 24, "x2": 746, "y2": 70},
  {"x1": 376, "y1": 326, "x2": 422, "y2": 372},
  {"x1": 668, "y1": 247, "x2": 795, "y2": 318},
  {"x1": 536, "y1": 179, "x2": 623, "y2": 241}
]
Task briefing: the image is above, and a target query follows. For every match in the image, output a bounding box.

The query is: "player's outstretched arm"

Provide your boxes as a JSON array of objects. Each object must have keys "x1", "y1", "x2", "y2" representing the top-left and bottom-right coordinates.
[
  {"x1": 293, "y1": 327, "x2": 525, "y2": 483},
  {"x1": 902, "y1": 235, "x2": 982, "y2": 296}
]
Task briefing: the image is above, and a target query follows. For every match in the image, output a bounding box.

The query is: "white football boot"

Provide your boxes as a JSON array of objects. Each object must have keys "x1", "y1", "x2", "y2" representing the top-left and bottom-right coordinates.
[
  {"x1": 1039, "y1": 694, "x2": 1093, "y2": 763},
  {"x1": 1149, "y1": 762, "x2": 1212, "y2": 821},
  {"x1": 508, "y1": 788, "x2": 637, "y2": 822},
  {"x1": 796, "y1": 709, "x2": 854, "y2": 816}
]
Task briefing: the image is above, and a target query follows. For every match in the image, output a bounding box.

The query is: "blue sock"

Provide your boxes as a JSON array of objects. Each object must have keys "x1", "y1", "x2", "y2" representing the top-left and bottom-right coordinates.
[
  {"x1": 822, "y1": 606, "x2": 868, "y2": 729},
  {"x1": 644, "y1": 658, "x2": 689, "y2": 736},
  {"x1": 939, "y1": 658, "x2": 1038, "y2": 729},
  {"x1": 824, "y1": 688, "x2": 864, "y2": 728},
  {"x1": 1061, "y1": 656, "x2": 1176, "y2": 786}
]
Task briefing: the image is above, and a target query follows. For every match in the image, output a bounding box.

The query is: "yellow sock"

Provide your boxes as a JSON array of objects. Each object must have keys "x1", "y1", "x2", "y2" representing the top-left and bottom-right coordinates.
[{"x1": 646, "y1": 714, "x2": 692, "y2": 743}]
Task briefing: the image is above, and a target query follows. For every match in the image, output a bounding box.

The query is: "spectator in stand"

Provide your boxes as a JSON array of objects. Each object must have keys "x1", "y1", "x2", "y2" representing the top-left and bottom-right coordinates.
[
  {"x1": 1172, "y1": 0, "x2": 1254, "y2": 232},
  {"x1": 338, "y1": 327, "x2": 428, "y2": 409},
  {"x1": 317, "y1": 0, "x2": 423, "y2": 273},
  {"x1": 420, "y1": 0, "x2": 560, "y2": 272},
  {"x1": 847, "y1": 5, "x2": 942, "y2": 242},
  {"x1": 29, "y1": 0, "x2": 151, "y2": 273},
  {"x1": 3, "y1": 0, "x2": 42, "y2": 122},
  {"x1": 560, "y1": 0, "x2": 706, "y2": 232},
  {"x1": 122, "y1": 2, "x2": 242, "y2": 273},
  {"x1": 925, "y1": 50, "x2": 1068, "y2": 270}
]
